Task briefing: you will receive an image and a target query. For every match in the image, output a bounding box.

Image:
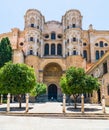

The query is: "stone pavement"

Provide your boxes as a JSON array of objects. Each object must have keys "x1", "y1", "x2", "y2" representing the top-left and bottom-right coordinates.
[
  {"x1": 0, "y1": 115, "x2": 109, "y2": 130},
  {"x1": 0, "y1": 102, "x2": 109, "y2": 130},
  {"x1": 0, "y1": 102, "x2": 109, "y2": 114}
]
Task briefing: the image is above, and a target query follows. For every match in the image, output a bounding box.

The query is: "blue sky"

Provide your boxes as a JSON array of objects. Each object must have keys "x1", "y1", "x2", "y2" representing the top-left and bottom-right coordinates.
[{"x1": 0, "y1": 0, "x2": 109, "y2": 33}]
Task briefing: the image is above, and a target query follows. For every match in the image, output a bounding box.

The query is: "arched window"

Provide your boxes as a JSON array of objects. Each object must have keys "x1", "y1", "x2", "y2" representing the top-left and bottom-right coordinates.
[
  {"x1": 51, "y1": 32, "x2": 56, "y2": 40},
  {"x1": 44, "y1": 44, "x2": 49, "y2": 55},
  {"x1": 30, "y1": 50, "x2": 33, "y2": 55},
  {"x1": 72, "y1": 24, "x2": 76, "y2": 28},
  {"x1": 72, "y1": 18, "x2": 76, "y2": 28},
  {"x1": 73, "y1": 37, "x2": 76, "y2": 42},
  {"x1": 30, "y1": 37, "x2": 34, "y2": 41},
  {"x1": 100, "y1": 41, "x2": 103, "y2": 47},
  {"x1": 31, "y1": 24, "x2": 34, "y2": 27},
  {"x1": 51, "y1": 44, "x2": 55, "y2": 55},
  {"x1": 101, "y1": 50, "x2": 104, "y2": 57},
  {"x1": 30, "y1": 17, "x2": 35, "y2": 28},
  {"x1": 57, "y1": 44, "x2": 62, "y2": 55},
  {"x1": 83, "y1": 50, "x2": 87, "y2": 60},
  {"x1": 73, "y1": 50, "x2": 76, "y2": 55},
  {"x1": 96, "y1": 50, "x2": 99, "y2": 60}
]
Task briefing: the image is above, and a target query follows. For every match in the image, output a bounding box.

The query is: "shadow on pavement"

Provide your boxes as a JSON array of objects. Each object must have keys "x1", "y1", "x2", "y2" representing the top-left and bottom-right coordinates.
[
  {"x1": 0, "y1": 107, "x2": 33, "y2": 112},
  {"x1": 67, "y1": 107, "x2": 101, "y2": 112}
]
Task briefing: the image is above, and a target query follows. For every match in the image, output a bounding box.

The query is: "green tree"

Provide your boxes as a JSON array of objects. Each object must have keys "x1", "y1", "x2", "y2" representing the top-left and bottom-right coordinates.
[
  {"x1": 30, "y1": 83, "x2": 46, "y2": 98},
  {"x1": 0, "y1": 62, "x2": 36, "y2": 108},
  {"x1": 60, "y1": 67, "x2": 100, "y2": 108},
  {"x1": 0, "y1": 37, "x2": 12, "y2": 67}
]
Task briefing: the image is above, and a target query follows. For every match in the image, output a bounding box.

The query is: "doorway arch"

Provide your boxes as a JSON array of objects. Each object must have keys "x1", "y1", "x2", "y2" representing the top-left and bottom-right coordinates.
[
  {"x1": 97, "y1": 89, "x2": 101, "y2": 103},
  {"x1": 48, "y1": 84, "x2": 57, "y2": 100}
]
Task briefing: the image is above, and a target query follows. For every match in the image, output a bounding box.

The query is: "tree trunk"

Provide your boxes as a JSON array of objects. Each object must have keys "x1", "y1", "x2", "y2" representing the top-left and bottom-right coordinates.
[
  {"x1": 0, "y1": 94, "x2": 3, "y2": 104},
  {"x1": 68, "y1": 95, "x2": 71, "y2": 105},
  {"x1": 74, "y1": 97, "x2": 77, "y2": 109},
  {"x1": 18, "y1": 95, "x2": 22, "y2": 108}
]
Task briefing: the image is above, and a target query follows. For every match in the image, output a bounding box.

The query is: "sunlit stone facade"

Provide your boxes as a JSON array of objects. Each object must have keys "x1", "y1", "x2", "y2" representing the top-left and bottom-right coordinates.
[{"x1": 0, "y1": 9, "x2": 109, "y2": 103}]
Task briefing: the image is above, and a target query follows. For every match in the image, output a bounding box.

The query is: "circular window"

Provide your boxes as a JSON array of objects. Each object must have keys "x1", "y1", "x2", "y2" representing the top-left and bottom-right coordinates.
[
  {"x1": 104, "y1": 43, "x2": 108, "y2": 46},
  {"x1": 83, "y1": 43, "x2": 87, "y2": 46},
  {"x1": 57, "y1": 34, "x2": 62, "y2": 39},
  {"x1": 45, "y1": 34, "x2": 49, "y2": 39},
  {"x1": 95, "y1": 43, "x2": 98, "y2": 46},
  {"x1": 20, "y1": 42, "x2": 24, "y2": 46}
]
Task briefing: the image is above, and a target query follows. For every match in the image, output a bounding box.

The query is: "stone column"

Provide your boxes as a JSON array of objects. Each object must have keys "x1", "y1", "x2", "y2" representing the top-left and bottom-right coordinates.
[
  {"x1": 49, "y1": 44, "x2": 51, "y2": 55},
  {"x1": 62, "y1": 94, "x2": 66, "y2": 113},
  {"x1": 7, "y1": 93, "x2": 10, "y2": 112},
  {"x1": 56, "y1": 44, "x2": 57, "y2": 55},
  {"x1": 25, "y1": 93, "x2": 29, "y2": 113},
  {"x1": 81, "y1": 94, "x2": 84, "y2": 113},
  {"x1": 0, "y1": 94, "x2": 3, "y2": 104}
]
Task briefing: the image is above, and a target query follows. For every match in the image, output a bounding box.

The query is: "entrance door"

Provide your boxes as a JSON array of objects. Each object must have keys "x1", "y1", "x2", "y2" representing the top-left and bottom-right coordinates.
[
  {"x1": 97, "y1": 89, "x2": 101, "y2": 103},
  {"x1": 48, "y1": 84, "x2": 57, "y2": 100}
]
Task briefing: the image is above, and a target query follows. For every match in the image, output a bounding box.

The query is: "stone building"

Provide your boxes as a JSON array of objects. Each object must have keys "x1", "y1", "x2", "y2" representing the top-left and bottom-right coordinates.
[
  {"x1": 0, "y1": 9, "x2": 109, "y2": 102},
  {"x1": 86, "y1": 51, "x2": 109, "y2": 106}
]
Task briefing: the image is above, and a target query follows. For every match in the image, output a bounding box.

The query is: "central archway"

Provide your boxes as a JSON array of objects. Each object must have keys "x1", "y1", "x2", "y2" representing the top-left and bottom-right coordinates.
[
  {"x1": 43, "y1": 62, "x2": 63, "y2": 100},
  {"x1": 48, "y1": 84, "x2": 57, "y2": 100}
]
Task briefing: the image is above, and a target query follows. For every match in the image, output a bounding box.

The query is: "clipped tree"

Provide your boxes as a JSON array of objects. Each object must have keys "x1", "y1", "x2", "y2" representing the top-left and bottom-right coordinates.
[
  {"x1": 0, "y1": 37, "x2": 12, "y2": 67},
  {"x1": 0, "y1": 62, "x2": 36, "y2": 108},
  {"x1": 30, "y1": 83, "x2": 46, "y2": 98},
  {"x1": 60, "y1": 67, "x2": 100, "y2": 108}
]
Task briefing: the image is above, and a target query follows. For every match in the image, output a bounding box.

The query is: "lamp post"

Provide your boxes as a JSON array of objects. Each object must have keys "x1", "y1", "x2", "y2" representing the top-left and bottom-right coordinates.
[{"x1": 63, "y1": 94, "x2": 66, "y2": 113}]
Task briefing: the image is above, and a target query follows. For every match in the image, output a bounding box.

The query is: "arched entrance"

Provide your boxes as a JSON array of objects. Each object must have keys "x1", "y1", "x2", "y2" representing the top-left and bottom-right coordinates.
[
  {"x1": 97, "y1": 89, "x2": 101, "y2": 103},
  {"x1": 48, "y1": 84, "x2": 57, "y2": 100},
  {"x1": 43, "y1": 63, "x2": 63, "y2": 100}
]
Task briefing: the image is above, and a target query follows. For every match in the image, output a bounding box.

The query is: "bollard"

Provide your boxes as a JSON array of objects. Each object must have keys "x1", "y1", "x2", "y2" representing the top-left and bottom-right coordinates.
[
  {"x1": 81, "y1": 94, "x2": 84, "y2": 113},
  {"x1": 102, "y1": 95, "x2": 106, "y2": 114},
  {"x1": 7, "y1": 93, "x2": 10, "y2": 112},
  {"x1": 25, "y1": 93, "x2": 29, "y2": 113},
  {"x1": 63, "y1": 94, "x2": 66, "y2": 113}
]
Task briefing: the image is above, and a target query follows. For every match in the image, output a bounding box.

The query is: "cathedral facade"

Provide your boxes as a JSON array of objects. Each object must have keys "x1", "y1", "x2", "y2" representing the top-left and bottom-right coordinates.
[{"x1": 0, "y1": 9, "x2": 109, "y2": 103}]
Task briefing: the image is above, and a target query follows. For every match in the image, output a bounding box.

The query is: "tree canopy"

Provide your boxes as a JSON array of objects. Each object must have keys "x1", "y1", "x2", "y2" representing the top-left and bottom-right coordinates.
[
  {"x1": 0, "y1": 37, "x2": 12, "y2": 67},
  {"x1": 0, "y1": 62, "x2": 37, "y2": 95},
  {"x1": 60, "y1": 67, "x2": 100, "y2": 95},
  {"x1": 30, "y1": 82, "x2": 46, "y2": 97},
  {"x1": 60, "y1": 67, "x2": 100, "y2": 107}
]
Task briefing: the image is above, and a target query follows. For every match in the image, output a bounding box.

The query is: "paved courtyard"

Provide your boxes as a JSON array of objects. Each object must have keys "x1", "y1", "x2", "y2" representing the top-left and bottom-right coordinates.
[{"x1": 0, "y1": 102, "x2": 109, "y2": 113}]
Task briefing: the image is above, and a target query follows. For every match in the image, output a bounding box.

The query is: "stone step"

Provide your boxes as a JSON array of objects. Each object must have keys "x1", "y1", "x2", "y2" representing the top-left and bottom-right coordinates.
[{"x1": 0, "y1": 112, "x2": 109, "y2": 119}]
